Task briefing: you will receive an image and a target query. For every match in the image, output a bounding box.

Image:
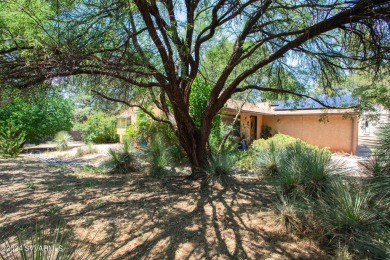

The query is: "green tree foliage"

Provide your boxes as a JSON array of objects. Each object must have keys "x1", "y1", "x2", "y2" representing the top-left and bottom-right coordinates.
[
  {"x1": 341, "y1": 70, "x2": 390, "y2": 117},
  {"x1": 0, "y1": 88, "x2": 73, "y2": 144},
  {"x1": 125, "y1": 109, "x2": 178, "y2": 146},
  {"x1": 0, "y1": 122, "x2": 26, "y2": 158},
  {"x1": 201, "y1": 42, "x2": 304, "y2": 102},
  {"x1": 77, "y1": 111, "x2": 118, "y2": 144},
  {"x1": 189, "y1": 78, "x2": 222, "y2": 151}
]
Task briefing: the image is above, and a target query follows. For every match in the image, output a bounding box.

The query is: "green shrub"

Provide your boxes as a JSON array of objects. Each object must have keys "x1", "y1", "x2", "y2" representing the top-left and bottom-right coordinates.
[
  {"x1": 277, "y1": 141, "x2": 339, "y2": 197},
  {"x1": 266, "y1": 130, "x2": 389, "y2": 259},
  {"x1": 205, "y1": 153, "x2": 236, "y2": 186},
  {"x1": 0, "y1": 123, "x2": 26, "y2": 158},
  {"x1": 252, "y1": 134, "x2": 297, "y2": 150},
  {"x1": 254, "y1": 141, "x2": 283, "y2": 176},
  {"x1": 125, "y1": 110, "x2": 177, "y2": 147},
  {"x1": 235, "y1": 149, "x2": 257, "y2": 171},
  {"x1": 125, "y1": 110, "x2": 187, "y2": 165},
  {"x1": 149, "y1": 133, "x2": 171, "y2": 176},
  {"x1": 105, "y1": 140, "x2": 137, "y2": 174},
  {"x1": 0, "y1": 88, "x2": 73, "y2": 144},
  {"x1": 54, "y1": 131, "x2": 73, "y2": 151},
  {"x1": 319, "y1": 182, "x2": 389, "y2": 259},
  {"x1": 78, "y1": 111, "x2": 118, "y2": 144},
  {"x1": 236, "y1": 134, "x2": 302, "y2": 172},
  {"x1": 360, "y1": 123, "x2": 390, "y2": 204},
  {"x1": 274, "y1": 194, "x2": 313, "y2": 234},
  {"x1": 376, "y1": 123, "x2": 390, "y2": 166}
]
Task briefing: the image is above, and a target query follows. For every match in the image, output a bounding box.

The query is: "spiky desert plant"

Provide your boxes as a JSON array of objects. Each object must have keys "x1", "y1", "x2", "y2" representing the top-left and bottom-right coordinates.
[
  {"x1": 149, "y1": 133, "x2": 171, "y2": 176},
  {"x1": 54, "y1": 131, "x2": 73, "y2": 151},
  {"x1": 105, "y1": 139, "x2": 137, "y2": 174},
  {"x1": 254, "y1": 141, "x2": 283, "y2": 176},
  {"x1": 376, "y1": 123, "x2": 390, "y2": 167},
  {"x1": 205, "y1": 152, "x2": 236, "y2": 186},
  {"x1": 0, "y1": 123, "x2": 26, "y2": 158},
  {"x1": 319, "y1": 182, "x2": 388, "y2": 259},
  {"x1": 0, "y1": 222, "x2": 112, "y2": 260},
  {"x1": 276, "y1": 141, "x2": 344, "y2": 198}
]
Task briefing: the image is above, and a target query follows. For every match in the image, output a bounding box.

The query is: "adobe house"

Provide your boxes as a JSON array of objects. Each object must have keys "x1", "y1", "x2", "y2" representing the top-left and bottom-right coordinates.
[
  {"x1": 116, "y1": 107, "x2": 137, "y2": 143},
  {"x1": 223, "y1": 97, "x2": 359, "y2": 154},
  {"x1": 117, "y1": 96, "x2": 359, "y2": 154}
]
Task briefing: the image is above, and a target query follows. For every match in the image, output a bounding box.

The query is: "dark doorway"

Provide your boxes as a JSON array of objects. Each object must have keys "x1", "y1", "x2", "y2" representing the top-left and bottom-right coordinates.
[{"x1": 250, "y1": 116, "x2": 257, "y2": 141}]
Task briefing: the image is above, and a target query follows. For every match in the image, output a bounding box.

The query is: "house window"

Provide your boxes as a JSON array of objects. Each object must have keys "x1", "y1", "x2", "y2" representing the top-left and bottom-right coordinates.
[
  {"x1": 117, "y1": 118, "x2": 127, "y2": 128},
  {"x1": 364, "y1": 121, "x2": 370, "y2": 134}
]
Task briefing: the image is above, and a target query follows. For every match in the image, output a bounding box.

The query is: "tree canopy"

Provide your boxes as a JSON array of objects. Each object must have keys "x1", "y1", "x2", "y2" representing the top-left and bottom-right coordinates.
[
  {"x1": 0, "y1": 0, "x2": 389, "y2": 176},
  {"x1": 0, "y1": 87, "x2": 74, "y2": 144}
]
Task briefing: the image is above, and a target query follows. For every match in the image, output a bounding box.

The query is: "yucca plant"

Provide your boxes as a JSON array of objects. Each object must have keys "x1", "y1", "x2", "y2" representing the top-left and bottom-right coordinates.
[
  {"x1": 149, "y1": 133, "x2": 171, "y2": 176},
  {"x1": 274, "y1": 194, "x2": 305, "y2": 233},
  {"x1": 319, "y1": 182, "x2": 388, "y2": 259},
  {"x1": 376, "y1": 123, "x2": 390, "y2": 167},
  {"x1": 254, "y1": 141, "x2": 281, "y2": 176},
  {"x1": 105, "y1": 139, "x2": 137, "y2": 174},
  {"x1": 54, "y1": 131, "x2": 73, "y2": 151},
  {"x1": 0, "y1": 222, "x2": 112, "y2": 260},
  {"x1": 361, "y1": 123, "x2": 390, "y2": 211},
  {"x1": 0, "y1": 123, "x2": 26, "y2": 158},
  {"x1": 204, "y1": 152, "x2": 236, "y2": 186},
  {"x1": 276, "y1": 141, "x2": 343, "y2": 198}
]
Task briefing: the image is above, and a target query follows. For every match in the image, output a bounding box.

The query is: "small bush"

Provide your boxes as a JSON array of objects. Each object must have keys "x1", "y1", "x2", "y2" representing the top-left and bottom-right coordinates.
[
  {"x1": 125, "y1": 110, "x2": 177, "y2": 147},
  {"x1": 236, "y1": 134, "x2": 327, "y2": 173},
  {"x1": 235, "y1": 149, "x2": 257, "y2": 171},
  {"x1": 252, "y1": 133, "x2": 297, "y2": 150},
  {"x1": 76, "y1": 143, "x2": 98, "y2": 157},
  {"x1": 78, "y1": 111, "x2": 118, "y2": 144},
  {"x1": 105, "y1": 140, "x2": 137, "y2": 174},
  {"x1": 0, "y1": 222, "x2": 112, "y2": 259},
  {"x1": 254, "y1": 141, "x2": 283, "y2": 176},
  {"x1": 54, "y1": 131, "x2": 73, "y2": 151},
  {"x1": 267, "y1": 129, "x2": 390, "y2": 259},
  {"x1": 319, "y1": 182, "x2": 388, "y2": 259},
  {"x1": 275, "y1": 194, "x2": 305, "y2": 233},
  {"x1": 0, "y1": 123, "x2": 26, "y2": 158},
  {"x1": 149, "y1": 133, "x2": 171, "y2": 176},
  {"x1": 276, "y1": 141, "x2": 339, "y2": 197},
  {"x1": 205, "y1": 153, "x2": 236, "y2": 186},
  {"x1": 376, "y1": 123, "x2": 390, "y2": 166}
]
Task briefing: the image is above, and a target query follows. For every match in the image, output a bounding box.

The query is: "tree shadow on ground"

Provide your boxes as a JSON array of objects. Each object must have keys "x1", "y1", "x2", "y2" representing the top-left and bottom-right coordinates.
[{"x1": 0, "y1": 158, "x2": 326, "y2": 259}]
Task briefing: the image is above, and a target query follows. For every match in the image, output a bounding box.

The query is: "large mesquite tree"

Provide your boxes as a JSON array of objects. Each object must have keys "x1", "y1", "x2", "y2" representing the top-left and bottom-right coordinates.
[{"x1": 0, "y1": 0, "x2": 389, "y2": 177}]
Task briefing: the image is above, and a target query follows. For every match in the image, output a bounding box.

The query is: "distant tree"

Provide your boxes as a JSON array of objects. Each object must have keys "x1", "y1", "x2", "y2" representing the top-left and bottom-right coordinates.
[
  {"x1": 0, "y1": 0, "x2": 389, "y2": 177},
  {"x1": 78, "y1": 111, "x2": 118, "y2": 144},
  {"x1": 346, "y1": 71, "x2": 390, "y2": 111},
  {"x1": 0, "y1": 88, "x2": 73, "y2": 144}
]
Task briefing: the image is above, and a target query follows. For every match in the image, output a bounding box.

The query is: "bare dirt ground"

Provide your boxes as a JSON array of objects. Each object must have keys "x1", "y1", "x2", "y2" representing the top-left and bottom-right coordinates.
[{"x1": 0, "y1": 144, "x2": 330, "y2": 259}]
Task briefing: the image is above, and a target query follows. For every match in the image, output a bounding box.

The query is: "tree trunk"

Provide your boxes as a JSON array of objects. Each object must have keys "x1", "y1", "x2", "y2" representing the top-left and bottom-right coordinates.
[{"x1": 175, "y1": 125, "x2": 212, "y2": 180}]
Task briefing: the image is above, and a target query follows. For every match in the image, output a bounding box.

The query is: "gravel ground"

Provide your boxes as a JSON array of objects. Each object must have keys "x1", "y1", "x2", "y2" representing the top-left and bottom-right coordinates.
[
  {"x1": 23, "y1": 142, "x2": 123, "y2": 167},
  {"x1": 331, "y1": 153, "x2": 370, "y2": 178},
  {"x1": 23, "y1": 141, "x2": 371, "y2": 178}
]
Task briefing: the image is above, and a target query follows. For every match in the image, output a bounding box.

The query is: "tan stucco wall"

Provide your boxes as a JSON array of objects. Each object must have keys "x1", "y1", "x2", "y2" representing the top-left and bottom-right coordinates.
[
  {"x1": 117, "y1": 128, "x2": 126, "y2": 143},
  {"x1": 262, "y1": 114, "x2": 358, "y2": 154}
]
